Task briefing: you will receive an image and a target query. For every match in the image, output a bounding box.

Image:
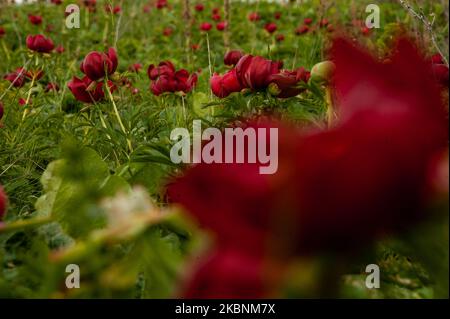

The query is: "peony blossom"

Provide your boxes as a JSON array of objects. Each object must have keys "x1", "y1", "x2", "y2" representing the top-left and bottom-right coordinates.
[
  {"x1": 235, "y1": 55, "x2": 281, "y2": 90},
  {"x1": 26, "y1": 34, "x2": 55, "y2": 53},
  {"x1": 210, "y1": 69, "x2": 243, "y2": 98},
  {"x1": 80, "y1": 47, "x2": 118, "y2": 81}
]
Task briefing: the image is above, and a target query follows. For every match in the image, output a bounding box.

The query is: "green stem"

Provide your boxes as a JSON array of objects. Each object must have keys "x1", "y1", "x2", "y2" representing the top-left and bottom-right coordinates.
[
  {"x1": 1, "y1": 39, "x2": 10, "y2": 61},
  {"x1": 104, "y1": 80, "x2": 133, "y2": 152},
  {"x1": 22, "y1": 75, "x2": 36, "y2": 121}
]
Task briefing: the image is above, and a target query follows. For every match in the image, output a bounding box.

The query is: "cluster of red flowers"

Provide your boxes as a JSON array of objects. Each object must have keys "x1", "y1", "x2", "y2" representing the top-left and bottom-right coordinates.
[
  {"x1": 68, "y1": 48, "x2": 118, "y2": 103},
  {"x1": 168, "y1": 38, "x2": 449, "y2": 298},
  {"x1": 83, "y1": 0, "x2": 97, "y2": 12},
  {"x1": 211, "y1": 50, "x2": 310, "y2": 99},
  {"x1": 147, "y1": 61, "x2": 198, "y2": 96},
  {"x1": 105, "y1": 4, "x2": 122, "y2": 15},
  {"x1": 197, "y1": 6, "x2": 228, "y2": 32}
]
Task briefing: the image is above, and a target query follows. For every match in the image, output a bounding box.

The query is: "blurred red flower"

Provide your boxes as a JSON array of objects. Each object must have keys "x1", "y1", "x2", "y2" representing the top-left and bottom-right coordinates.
[
  {"x1": 182, "y1": 249, "x2": 266, "y2": 299},
  {"x1": 361, "y1": 26, "x2": 371, "y2": 36},
  {"x1": 274, "y1": 12, "x2": 282, "y2": 20},
  {"x1": 429, "y1": 53, "x2": 449, "y2": 86},
  {"x1": 55, "y1": 45, "x2": 65, "y2": 54},
  {"x1": 212, "y1": 13, "x2": 221, "y2": 21},
  {"x1": 295, "y1": 25, "x2": 309, "y2": 35},
  {"x1": 276, "y1": 34, "x2": 285, "y2": 42},
  {"x1": 129, "y1": 63, "x2": 142, "y2": 73},
  {"x1": 156, "y1": 0, "x2": 168, "y2": 9},
  {"x1": 0, "y1": 27, "x2": 6, "y2": 37},
  {"x1": 163, "y1": 27, "x2": 173, "y2": 36},
  {"x1": 319, "y1": 18, "x2": 329, "y2": 28},
  {"x1": 224, "y1": 50, "x2": 244, "y2": 66},
  {"x1": 216, "y1": 21, "x2": 227, "y2": 31},
  {"x1": 26, "y1": 34, "x2": 55, "y2": 53},
  {"x1": 80, "y1": 47, "x2": 118, "y2": 81},
  {"x1": 195, "y1": 4, "x2": 204, "y2": 12},
  {"x1": 304, "y1": 17, "x2": 313, "y2": 25},
  {"x1": 200, "y1": 22, "x2": 212, "y2": 31},
  {"x1": 248, "y1": 12, "x2": 260, "y2": 22},
  {"x1": 264, "y1": 22, "x2": 277, "y2": 34},
  {"x1": 168, "y1": 37, "x2": 448, "y2": 297},
  {"x1": 28, "y1": 14, "x2": 43, "y2": 25}
]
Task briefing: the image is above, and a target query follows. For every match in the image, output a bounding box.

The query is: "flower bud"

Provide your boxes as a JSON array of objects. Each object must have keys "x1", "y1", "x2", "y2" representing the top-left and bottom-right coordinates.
[{"x1": 310, "y1": 61, "x2": 336, "y2": 85}]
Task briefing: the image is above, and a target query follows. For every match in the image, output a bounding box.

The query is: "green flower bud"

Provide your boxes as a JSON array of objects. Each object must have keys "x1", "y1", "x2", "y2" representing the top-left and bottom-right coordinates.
[{"x1": 310, "y1": 61, "x2": 336, "y2": 85}]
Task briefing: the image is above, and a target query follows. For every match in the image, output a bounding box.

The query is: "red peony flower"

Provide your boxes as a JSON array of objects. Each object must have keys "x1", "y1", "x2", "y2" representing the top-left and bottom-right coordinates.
[
  {"x1": 200, "y1": 22, "x2": 212, "y2": 31},
  {"x1": 274, "y1": 12, "x2": 282, "y2": 20},
  {"x1": 129, "y1": 63, "x2": 142, "y2": 73},
  {"x1": 156, "y1": 0, "x2": 167, "y2": 9},
  {"x1": 319, "y1": 18, "x2": 329, "y2": 28},
  {"x1": 268, "y1": 67, "x2": 310, "y2": 98},
  {"x1": 51, "y1": 0, "x2": 62, "y2": 4},
  {"x1": 80, "y1": 47, "x2": 118, "y2": 81},
  {"x1": 303, "y1": 17, "x2": 313, "y2": 25},
  {"x1": 224, "y1": 50, "x2": 244, "y2": 66},
  {"x1": 143, "y1": 4, "x2": 151, "y2": 13},
  {"x1": 235, "y1": 55, "x2": 281, "y2": 90},
  {"x1": 68, "y1": 76, "x2": 108, "y2": 103},
  {"x1": 216, "y1": 21, "x2": 227, "y2": 31},
  {"x1": 163, "y1": 27, "x2": 173, "y2": 36},
  {"x1": 430, "y1": 53, "x2": 444, "y2": 65},
  {"x1": 0, "y1": 185, "x2": 7, "y2": 220},
  {"x1": 264, "y1": 22, "x2": 277, "y2": 34},
  {"x1": 0, "y1": 27, "x2": 5, "y2": 37},
  {"x1": 276, "y1": 34, "x2": 285, "y2": 42},
  {"x1": 55, "y1": 45, "x2": 65, "y2": 54},
  {"x1": 212, "y1": 13, "x2": 221, "y2": 21},
  {"x1": 210, "y1": 69, "x2": 243, "y2": 98},
  {"x1": 148, "y1": 61, "x2": 197, "y2": 96},
  {"x1": 295, "y1": 25, "x2": 309, "y2": 35},
  {"x1": 26, "y1": 34, "x2": 55, "y2": 53},
  {"x1": 28, "y1": 14, "x2": 43, "y2": 25},
  {"x1": 429, "y1": 53, "x2": 449, "y2": 86},
  {"x1": 105, "y1": 4, "x2": 121, "y2": 14},
  {"x1": 4, "y1": 68, "x2": 27, "y2": 88},
  {"x1": 248, "y1": 12, "x2": 260, "y2": 22},
  {"x1": 432, "y1": 64, "x2": 449, "y2": 86},
  {"x1": 195, "y1": 3, "x2": 204, "y2": 12},
  {"x1": 361, "y1": 26, "x2": 370, "y2": 36},
  {"x1": 147, "y1": 61, "x2": 176, "y2": 80}
]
